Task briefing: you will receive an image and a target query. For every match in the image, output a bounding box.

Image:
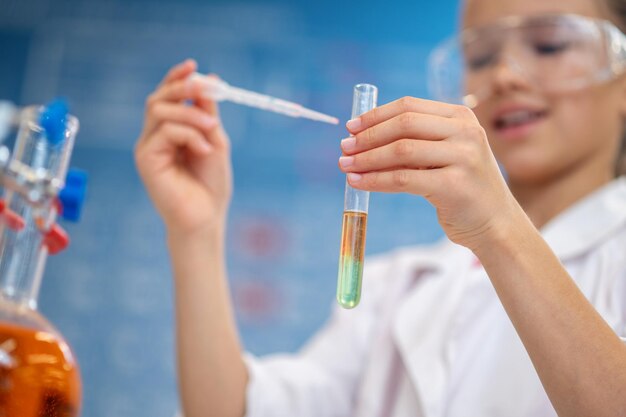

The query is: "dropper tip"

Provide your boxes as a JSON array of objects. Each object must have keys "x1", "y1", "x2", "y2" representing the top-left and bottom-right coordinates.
[{"x1": 311, "y1": 113, "x2": 340, "y2": 125}]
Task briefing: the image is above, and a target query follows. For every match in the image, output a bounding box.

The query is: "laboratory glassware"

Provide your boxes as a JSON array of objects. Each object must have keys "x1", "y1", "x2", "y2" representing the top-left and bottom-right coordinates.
[
  {"x1": 0, "y1": 101, "x2": 86, "y2": 417},
  {"x1": 336, "y1": 84, "x2": 377, "y2": 309}
]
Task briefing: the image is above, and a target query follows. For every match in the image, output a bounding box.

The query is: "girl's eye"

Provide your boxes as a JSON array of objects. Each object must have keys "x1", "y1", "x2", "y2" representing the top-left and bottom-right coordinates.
[
  {"x1": 467, "y1": 53, "x2": 496, "y2": 70},
  {"x1": 534, "y1": 41, "x2": 571, "y2": 55}
]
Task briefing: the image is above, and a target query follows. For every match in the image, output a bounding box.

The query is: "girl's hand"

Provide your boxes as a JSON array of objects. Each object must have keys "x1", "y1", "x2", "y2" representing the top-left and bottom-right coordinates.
[
  {"x1": 338, "y1": 96, "x2": 522, "y2": 250},
  {"x1": 135, "y1": 60, "x2": 233, "y2": 237}
]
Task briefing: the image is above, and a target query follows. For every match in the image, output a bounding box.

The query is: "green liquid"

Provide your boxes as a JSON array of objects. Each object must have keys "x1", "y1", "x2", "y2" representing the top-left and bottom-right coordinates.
[
  {"x1": 336, "y1": 211, "x2": 367, "y2": 309},
  {"x1": 336, "y1": 255, "x2": 364, "y2": 308}
]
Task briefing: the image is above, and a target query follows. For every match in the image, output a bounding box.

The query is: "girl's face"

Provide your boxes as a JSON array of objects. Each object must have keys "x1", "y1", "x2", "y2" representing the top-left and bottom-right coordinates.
[{"x1": 465, "y1": 0, "x2": 626, "y2": 186}]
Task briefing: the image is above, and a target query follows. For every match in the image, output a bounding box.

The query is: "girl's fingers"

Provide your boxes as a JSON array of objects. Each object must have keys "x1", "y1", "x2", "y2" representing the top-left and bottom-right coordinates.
[
  {"x1": 339, "y1": 139, "x2": 455, "y2": 173},
  {"x1": 341, "y1": 112, "x2": 463, "y2": 155},
  {"x1": 144, "y1": 101, "x2": 218, "y2": 138},
  {"x1": 193, "y1": 74, "x2": 221, "y2": 117},
  {"x1": 346, "y1": 167, "x2": 443, "y2": 196},
  {"x1": 148, "y1": 122, "x2": 213, "y2": 157},
  {"x1": 147, "y1": 77, "x2": 207, "y2": 106},
  {"x1": 347, "y1": 96, "x2": 476, "y2": 135},
  {"x1": 159, "y1": 59, "x2": 197, "y2": 87}
]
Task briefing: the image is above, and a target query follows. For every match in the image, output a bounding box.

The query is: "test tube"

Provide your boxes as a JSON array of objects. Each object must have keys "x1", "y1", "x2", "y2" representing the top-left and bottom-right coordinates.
[{"x1": 336, "y1": 84, "x2": 378, "y2": 309}]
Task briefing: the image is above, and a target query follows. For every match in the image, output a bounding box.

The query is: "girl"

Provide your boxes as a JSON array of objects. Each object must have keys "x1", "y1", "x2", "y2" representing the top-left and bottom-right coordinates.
[{"x1": 134, "y1": 0, "x2": 626, "y2": 415}]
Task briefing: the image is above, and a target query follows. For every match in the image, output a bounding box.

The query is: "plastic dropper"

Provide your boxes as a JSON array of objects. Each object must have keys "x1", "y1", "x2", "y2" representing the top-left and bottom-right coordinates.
[{"x1": 191, "y1": 73, "x2": 339, "y2": 125}]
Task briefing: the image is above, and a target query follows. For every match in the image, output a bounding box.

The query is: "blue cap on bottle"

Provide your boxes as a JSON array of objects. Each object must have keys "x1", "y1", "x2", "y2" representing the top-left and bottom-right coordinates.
[
  {"x1": 40, "y1": 99, "x2": 68, "y2": 145},
  {"x1": 59, "y1": 168, "x2": 88, "y2": 222}
]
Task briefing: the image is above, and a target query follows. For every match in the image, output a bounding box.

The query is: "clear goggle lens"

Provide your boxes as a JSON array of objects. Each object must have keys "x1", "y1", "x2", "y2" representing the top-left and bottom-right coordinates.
[{"x1": 428, "y1": 14, "x2": 626, "y2": 108}]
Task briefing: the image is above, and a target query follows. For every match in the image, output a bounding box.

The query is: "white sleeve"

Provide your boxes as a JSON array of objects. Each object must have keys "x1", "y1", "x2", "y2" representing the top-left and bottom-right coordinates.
[
  {"x1": 241, "y1": 255, "x2": 393, "y2": 417},
  {"x1": 619, "y1": 264, "x2": 626, "y2": 345}
]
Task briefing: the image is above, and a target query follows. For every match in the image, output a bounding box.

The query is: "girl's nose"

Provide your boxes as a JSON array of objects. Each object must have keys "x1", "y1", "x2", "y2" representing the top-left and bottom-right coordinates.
[{"x1": 490, "y1": 53, "x2": 534, "y2": 96}]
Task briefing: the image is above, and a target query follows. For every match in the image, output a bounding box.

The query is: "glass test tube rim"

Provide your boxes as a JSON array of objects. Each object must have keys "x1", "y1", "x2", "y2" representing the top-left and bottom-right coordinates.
[
  {"x1": 20, "y1": 106, "x2": 79, "y2": 184},
  {"x1": 353, "y1": 83, "x2": 378, "y2": 96},
  {"x1": 21, "y1": 106, "x2": 80, "y2": 136}
]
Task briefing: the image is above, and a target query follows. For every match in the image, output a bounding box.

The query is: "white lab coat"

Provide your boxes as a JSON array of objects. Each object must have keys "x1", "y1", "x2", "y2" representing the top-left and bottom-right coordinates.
[{"x1": 243, "y1": 177, "x2": 626, "y2": 417}]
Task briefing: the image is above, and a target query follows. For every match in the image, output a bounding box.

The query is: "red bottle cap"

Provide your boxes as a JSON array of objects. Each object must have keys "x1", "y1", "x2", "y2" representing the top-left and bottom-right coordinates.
[
  {"x1": 3, "y1": 209, "x2": 26, "y2": 231},
  {"x1": 43, "y1": 225, "x2": 70, "y2": 255}
]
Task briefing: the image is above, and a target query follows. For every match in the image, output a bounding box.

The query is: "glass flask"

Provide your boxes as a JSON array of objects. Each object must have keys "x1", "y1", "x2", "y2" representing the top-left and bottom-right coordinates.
[{"x1": 0, "y1": 104, "x2": 82, "y2": 417}]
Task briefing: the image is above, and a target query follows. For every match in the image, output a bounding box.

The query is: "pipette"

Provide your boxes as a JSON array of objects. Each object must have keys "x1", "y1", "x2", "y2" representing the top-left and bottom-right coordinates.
[{"x1": 191, "y1": 73, "x2": 339, "y2": 125}]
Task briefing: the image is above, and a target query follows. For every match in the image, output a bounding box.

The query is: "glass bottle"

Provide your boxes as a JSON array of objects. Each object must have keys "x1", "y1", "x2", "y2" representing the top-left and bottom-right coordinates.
[{"x1": 0, "y1": 104, "x2": 82, "y2": 417}]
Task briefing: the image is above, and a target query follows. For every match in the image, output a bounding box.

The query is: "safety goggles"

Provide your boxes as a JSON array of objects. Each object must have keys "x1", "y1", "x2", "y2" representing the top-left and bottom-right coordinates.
[{"x1": 428, "y1": 14, "x2": 626, "y2": 108}]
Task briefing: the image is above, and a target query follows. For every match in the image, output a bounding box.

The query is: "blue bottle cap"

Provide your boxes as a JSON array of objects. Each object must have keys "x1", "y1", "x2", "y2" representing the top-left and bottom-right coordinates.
[
  {"x1": 40, "y1": 98, "x2": 69, "y2": 145},
  {"x1": 59, "y1": 168, "x2": 88, "y2": 222}
]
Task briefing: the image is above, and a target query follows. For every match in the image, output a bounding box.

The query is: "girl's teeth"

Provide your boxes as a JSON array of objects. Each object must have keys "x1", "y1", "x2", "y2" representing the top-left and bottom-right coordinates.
[{"x1": 498, "y1": 110, "x2": 542, "y2": 128}]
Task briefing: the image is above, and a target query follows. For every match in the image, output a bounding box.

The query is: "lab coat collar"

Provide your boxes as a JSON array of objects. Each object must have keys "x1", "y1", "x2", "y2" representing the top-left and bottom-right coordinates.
[{"x1": 540, "y1": 177, "x2": 626, "y2": 260}]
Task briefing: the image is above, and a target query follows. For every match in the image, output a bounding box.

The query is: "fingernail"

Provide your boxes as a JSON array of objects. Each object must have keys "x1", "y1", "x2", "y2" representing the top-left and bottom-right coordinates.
[
  {"x1": 346, "y1": 118, "x2": 362, "y2": 132},
  {"x1": 339, "y1": 156, "x2": 354, "y2": 168},
  {"x1": 347, "y1": 173, "x2": 362, "y2": 183},
  {"x1": 341, "y1": 137, "x2": 356, "y2": 152}
]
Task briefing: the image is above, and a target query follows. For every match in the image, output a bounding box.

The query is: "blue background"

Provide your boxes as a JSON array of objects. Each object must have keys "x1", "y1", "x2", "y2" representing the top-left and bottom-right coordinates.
[{"x1": 0, "y1": 0, "x2": 457, "y2": 415}]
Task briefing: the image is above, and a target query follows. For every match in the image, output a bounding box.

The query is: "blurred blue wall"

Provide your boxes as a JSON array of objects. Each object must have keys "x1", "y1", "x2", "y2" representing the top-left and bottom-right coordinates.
[{"x1": 0, "y1": 0, "x2": 458, "y2": 415}]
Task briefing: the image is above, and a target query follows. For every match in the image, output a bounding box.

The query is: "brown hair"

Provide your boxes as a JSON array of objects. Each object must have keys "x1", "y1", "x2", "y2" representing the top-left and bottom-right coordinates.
[
  {"x1": 605, "y1": 0, "x2": 626, "y2": 28},
  {"x1": 605, "y1": 0, "x2": 626, "y2": 175}
]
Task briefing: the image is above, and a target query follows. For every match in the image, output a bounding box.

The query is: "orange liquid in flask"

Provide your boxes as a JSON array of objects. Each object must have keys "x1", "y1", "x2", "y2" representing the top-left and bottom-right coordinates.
[{"x1": 0, "y1": 322, "x2": 81, "y2": 417}]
